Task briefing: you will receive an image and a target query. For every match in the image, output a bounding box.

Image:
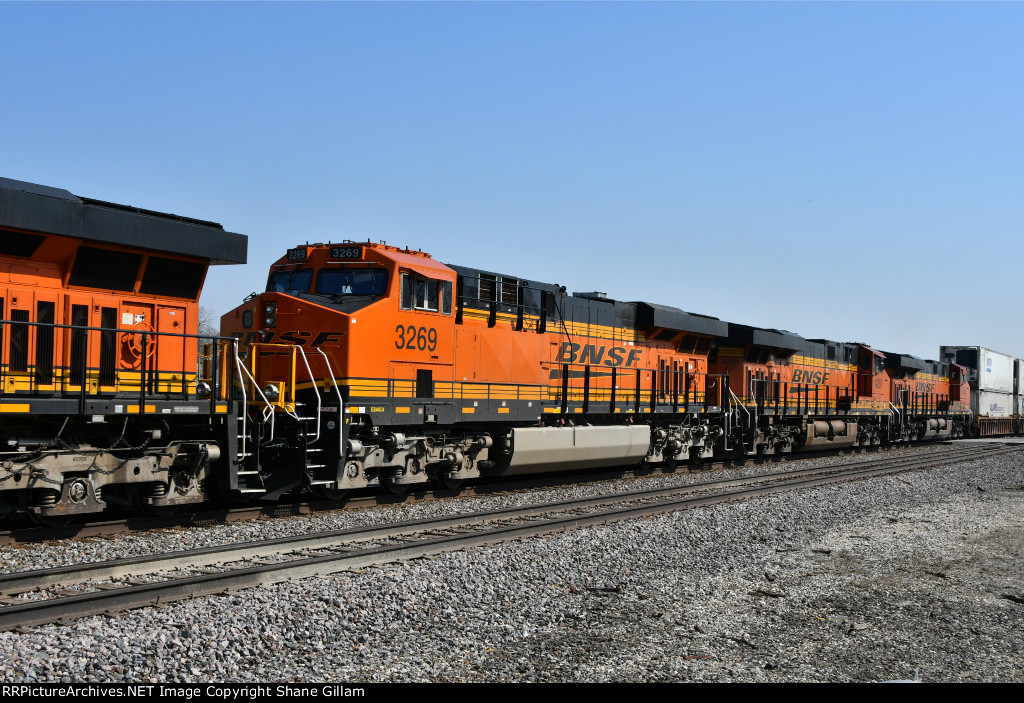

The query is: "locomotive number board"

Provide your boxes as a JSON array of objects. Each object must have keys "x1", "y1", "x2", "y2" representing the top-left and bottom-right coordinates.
[
  {"x1": 286, "y1": 247, "x2": 308, "y2": 261},
  {"x1": 330, "y1": 246, "x2": 363, "y2": 259}
]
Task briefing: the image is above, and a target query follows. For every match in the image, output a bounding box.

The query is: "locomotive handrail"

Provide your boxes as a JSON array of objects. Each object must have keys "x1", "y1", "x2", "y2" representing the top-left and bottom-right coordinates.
[
  {"x1": 888, "y1": 402, "x2": 903, "y2": 441},
  {"x1": 197, "y1": 339, "x2": 235, "y2": 405},
  {"x1": 243, "y1": 342, "x2": 300, "y2": 420},
  {"x1": 0, "y1": 317, "x2": 234, "y2": 341},
  {"x1": 231, "y1": 341, "x2": 251, "y2": 460},
  {"x1": 537, "y1": 361, "x2": 729, "y2": 413},
  {"x1": 315, "y1": 347, "x2": 346, "y2": 458},
  {"x1": 728, "y1": 387, "x2": 753, "y2": 453},
  {"x1": 235, "y1": 350, "x2": 276, "y2": 446},
  {"x1": 0, "y1": 316, "x2": 234, "y2": 401}
]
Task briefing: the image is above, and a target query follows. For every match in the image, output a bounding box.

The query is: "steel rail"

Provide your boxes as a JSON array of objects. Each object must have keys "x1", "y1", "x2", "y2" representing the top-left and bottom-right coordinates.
[
  {"x1": 0, "y1": 442, "x2": 995, "y2": 545},
  {"x1": 0, "y1": 444, "x2": 1015, "y2": 632},
  {"x1": 0, "y1": 445, "x2": 995, "y2": 594}
]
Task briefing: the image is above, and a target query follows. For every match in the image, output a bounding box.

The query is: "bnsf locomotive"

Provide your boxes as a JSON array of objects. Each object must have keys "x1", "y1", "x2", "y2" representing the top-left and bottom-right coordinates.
[
  {"x1": 0, "y1": 176, "x2": 992, "y2": 522},
  {"x1": 0, "y1": 177, "x2": 243, "y2": 524},
  {"x1": 219, "y1": 240, "x2": 973, "y2": 499}
]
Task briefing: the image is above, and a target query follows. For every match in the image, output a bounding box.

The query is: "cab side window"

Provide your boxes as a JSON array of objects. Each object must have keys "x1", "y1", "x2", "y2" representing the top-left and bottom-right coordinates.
[{"x1": 401, "y1": 272, "x2": 452, "y2": 314}]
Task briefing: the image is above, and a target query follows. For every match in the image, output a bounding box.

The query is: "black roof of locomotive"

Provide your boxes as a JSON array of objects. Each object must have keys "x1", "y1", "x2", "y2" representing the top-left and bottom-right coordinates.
[
  {"x1": 0, "y1": 177, "x2": 247, "y2": 265},
  {"x1": 633, "y1": 302, "x2": 727, "y2": 337},
  {"x1": 881, "y1": 352, "x2": 930, "y2": 372},
  {"x1": 882, "y1": 352, "x2": 948, "y2": 376},
  {"x1": 726, "y1": 323, "x2": 826, "y2": 356}
]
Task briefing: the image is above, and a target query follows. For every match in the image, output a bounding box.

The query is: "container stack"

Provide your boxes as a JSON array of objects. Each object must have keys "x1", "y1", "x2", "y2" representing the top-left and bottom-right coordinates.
[
  {"x1": 940, "y1": 345, "x2": 1018, "y2": 436},
  {"x1": 1016, "y1": 359, "x2": 1024, "y2": 419}
]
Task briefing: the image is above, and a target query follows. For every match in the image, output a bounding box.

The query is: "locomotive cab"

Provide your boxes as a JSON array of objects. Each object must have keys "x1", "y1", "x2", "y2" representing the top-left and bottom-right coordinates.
[{"x1": 222, "y1": 242, "x2": 460, "y2": 497}]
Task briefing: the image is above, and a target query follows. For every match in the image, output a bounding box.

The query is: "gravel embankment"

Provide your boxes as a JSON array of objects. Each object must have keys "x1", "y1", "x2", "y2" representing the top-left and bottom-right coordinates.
[
  {"x1": 1, "y1": 443, "x2": 1021, "y2": 682},
  {"x1": 0, "y1": 444, "x2": 952, "y2": 571}
]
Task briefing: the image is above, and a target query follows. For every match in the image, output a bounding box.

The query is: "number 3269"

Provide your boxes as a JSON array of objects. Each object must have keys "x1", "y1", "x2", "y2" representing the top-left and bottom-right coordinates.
[{"x1": 395, "y1": 325, "x2": 438, "y2": 351}]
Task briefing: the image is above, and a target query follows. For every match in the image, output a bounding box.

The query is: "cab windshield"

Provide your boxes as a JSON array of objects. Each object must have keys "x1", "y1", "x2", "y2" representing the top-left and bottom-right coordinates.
[
  {"x1": 267, "y1": 268, "x2": 313, "y2": 294},
  {"x1": 316, "y1": 267, "x2": 388, "y2": 297}
]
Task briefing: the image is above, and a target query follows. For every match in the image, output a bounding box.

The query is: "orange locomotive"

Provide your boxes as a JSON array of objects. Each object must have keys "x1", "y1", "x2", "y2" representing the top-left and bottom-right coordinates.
[
  {"x1": 0, "y1": 177, "x2": 245, "y2": 523},
  {"x1": 222, "y1": 241, "x2": 971, "y2": 498},
  {"x1": 0, "y1": 176, "x2": 973, "y2": 521},
  {"x1": 711, "y1": 325, "x2": 971, "y2": 456}
]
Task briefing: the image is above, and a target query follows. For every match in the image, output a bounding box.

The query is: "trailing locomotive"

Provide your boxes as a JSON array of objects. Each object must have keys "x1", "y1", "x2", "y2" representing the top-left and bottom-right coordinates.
[
  {"x1": 0, "y1": 177, "x2": 244, "y2": 523},
  {"x1": 220, "y1": 240, "x2": 973, "y2": 499}
]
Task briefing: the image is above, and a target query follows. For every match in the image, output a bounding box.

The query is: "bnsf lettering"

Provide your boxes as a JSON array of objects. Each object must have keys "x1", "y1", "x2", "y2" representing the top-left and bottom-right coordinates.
[
  {"x1": 230, "y1": 331, "x2": 344, "y2": 347},
  {"x1": 792, "y1": 369, "x2": 829, "y2": 384},
  {"x1": 311, "y1": 332, "x2": 344, "y2": 346},
  {"x1": 915, "y1": 382, "x2": 936, "y2": 393},
  {"x1": 557, "y1": 342, "x2": 641, "y2": 368},
  {"x1": 278, "y1": 331, "x2": 312, "y2": 345}
]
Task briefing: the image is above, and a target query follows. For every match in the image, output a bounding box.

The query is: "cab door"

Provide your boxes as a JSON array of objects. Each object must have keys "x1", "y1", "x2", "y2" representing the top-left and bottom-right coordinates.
[
  {"x1": 156, "y1": 305, "x2": 189, "y2": 394},
  {"x1": 857, "y1": 350, "x2": 874, "y2": 397}
]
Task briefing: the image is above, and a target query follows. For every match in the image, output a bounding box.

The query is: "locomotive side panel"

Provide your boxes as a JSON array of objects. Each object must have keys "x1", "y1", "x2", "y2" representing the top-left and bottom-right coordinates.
[
  {"x1": 225, "y1": 247, "x2": 738, "y2": 496},
  {"x1": 0, "y1": 177, "x2": 244, "y2": 523}
]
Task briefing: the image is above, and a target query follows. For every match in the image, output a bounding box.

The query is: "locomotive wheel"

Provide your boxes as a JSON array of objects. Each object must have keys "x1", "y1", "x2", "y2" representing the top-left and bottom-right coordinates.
[
  {"x1": 30, "y1": 511, "x2": 76, "y2": 528},
  {"x1": 435, "y1": 474, "x2": 464, "y2": 491},
  {"x1": 133, "y1": 487, "x2": 180, "y2": 517},
  {"x1": 311, "y1": 486, "x2": 349, "y2": 502},
  {"x1": 138, "y1": 502, "x2": 180, "y2": 518},
  {"x1": 380, "y1": 476, "x2": 409, "y2": 495},
  {"x1": 688, "y1": 448, "x2": 705, "y2": 469}
]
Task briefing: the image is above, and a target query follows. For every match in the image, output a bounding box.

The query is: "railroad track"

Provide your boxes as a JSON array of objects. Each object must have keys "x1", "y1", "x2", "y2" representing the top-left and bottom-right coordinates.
[
  {"x1": 0, "y1": 443, "x2": 955, "y2": 545},
  {"x1": 0, "y1": 443, "x2": 1015, "y2": 632}
]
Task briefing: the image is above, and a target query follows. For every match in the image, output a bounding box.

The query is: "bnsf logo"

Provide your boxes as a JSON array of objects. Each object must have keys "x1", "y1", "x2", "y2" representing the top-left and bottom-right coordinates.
[
  {"x1": 232, "y1": 331, "x2": 344, "y2": 347},
  {"x1": 792, "y1": 369, "x2": 830, "y2": 384},
  {"x1": 556, "y1": 342, "x2": 642, "y2": 368}
]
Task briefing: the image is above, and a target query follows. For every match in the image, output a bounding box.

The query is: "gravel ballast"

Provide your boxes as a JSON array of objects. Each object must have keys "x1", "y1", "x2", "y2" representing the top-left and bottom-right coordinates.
[{"x1": 1, "y1": 444, "x2": 1021, "y2": 682}]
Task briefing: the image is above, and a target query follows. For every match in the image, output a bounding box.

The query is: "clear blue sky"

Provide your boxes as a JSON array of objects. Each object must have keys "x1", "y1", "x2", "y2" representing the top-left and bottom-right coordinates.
[{"x1": 3, "y1": 2, "x2": 1022, "y2": 361}]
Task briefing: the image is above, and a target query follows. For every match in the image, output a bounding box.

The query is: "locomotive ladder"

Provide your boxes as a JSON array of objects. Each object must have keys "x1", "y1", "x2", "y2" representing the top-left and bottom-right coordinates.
[
  {"x1": 728, "y1": 386, "x2": 755, "y2": 453},
  {"x1": 292, "y1": 346, "x2": 330, "y2": 483},
  {"x1": 297, "y1": 347, "x2": 345, "y2": 489},
  {"x1": 888, "y1": 401, "x2": 903, "y2": 442},
  {"x1": 231, "y1": 343, "x2": 276, "y2": 494}
]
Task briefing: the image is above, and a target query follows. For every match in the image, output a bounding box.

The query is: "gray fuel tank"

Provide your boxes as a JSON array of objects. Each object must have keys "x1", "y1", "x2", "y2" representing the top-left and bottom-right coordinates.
[{"x1": 496, "y1": 425, "x2": 652, "y2": 476}]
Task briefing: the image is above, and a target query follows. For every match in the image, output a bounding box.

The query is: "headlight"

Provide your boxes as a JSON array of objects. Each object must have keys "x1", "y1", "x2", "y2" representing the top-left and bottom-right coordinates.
[
  {"x1": 196, "y1": 381, "x2": 212, "y2": 397},
  {"x1": 262, "y1": 383, "x2": 280, "y2": 401},
  {"x1": 264, "y1": 301, "x2": 277, "y2": 328}
]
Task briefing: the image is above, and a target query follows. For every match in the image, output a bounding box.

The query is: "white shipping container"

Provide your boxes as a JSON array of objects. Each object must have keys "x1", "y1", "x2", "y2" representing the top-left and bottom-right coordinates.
[
  {"x1": 978, "y1": 348, "x2": 1013, "y2": 393},
  {"x1": 941, "y1": 345, "x2": 1014, "y2": 393},
  {"x1": 974, "y1": 390, "x2": 1015, "y2": 419},
  {"x1": 1016, "y1": 359, "x2": 1024, "y2": 417}
]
